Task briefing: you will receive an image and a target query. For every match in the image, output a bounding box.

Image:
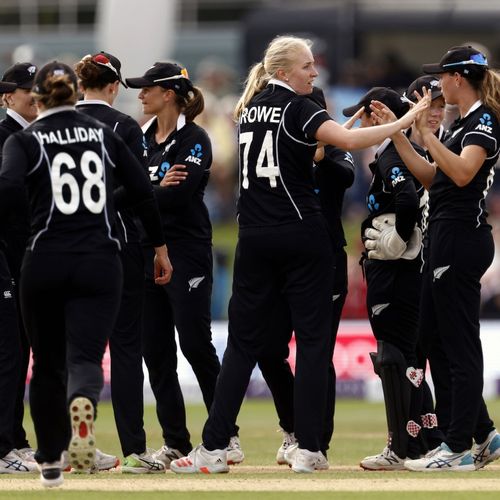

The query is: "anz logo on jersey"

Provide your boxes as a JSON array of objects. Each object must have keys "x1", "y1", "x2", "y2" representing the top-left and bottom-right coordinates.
[
  {"x1": 476, "y1": 113, "x2": 493, "y2": 133},
  {"x1": 184, "y1": 143, "x2": 203, "y2": 165},
  {"x1": 148, "y1": 161, "x2": 170, "y2": 181},
  {"x1": 390, "y1": 167, "x2": 405, "y2": 187},
  {"x1": 367, "y1": 194, "x2": 379, "y2": 212}
]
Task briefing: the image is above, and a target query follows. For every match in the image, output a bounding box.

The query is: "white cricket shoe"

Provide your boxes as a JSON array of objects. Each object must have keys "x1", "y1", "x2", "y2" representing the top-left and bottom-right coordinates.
[
  {"x1": 121, "y1": 450, "x2": 165, "y2": 473},
  {"x1": 276, "y1": 430, "x2": 297, "y2": 465},
  {"x1": 226, "y1": 436, "x2": 244, "y2": 465},
  {"x1": 170, "y1": 444, "x2": 229, "y2": 474},
  {"x1": 360, "y1": 446, "x2": 406, "y2": 471},
  {"x1": 284, "y1": 444, "x2": 329, "y2": 473},
  {"x1": 68, "y1": 397, "x2": 96, "y2": 472},
  {"x1": 14, "y1": 447, "x2": 36, "y2": 464},
  {"x1": 0, "y1": 450, "x2": 36, "y2": 473},
  {"x1": 471, "y1": 429, "x2": 500, "y2": 470},
  {"x1": 39, "y1": 460, "x2": 63, "y2": 487},
  {"x1": 91, "y1": 448, "x2": 120, "y2": 472},
  {"x1": 405, "y1": 443, "x2": 475, "y2": 472},
  {"x1": 152, "y1": 445, "x2": 184, "y2": 469}
]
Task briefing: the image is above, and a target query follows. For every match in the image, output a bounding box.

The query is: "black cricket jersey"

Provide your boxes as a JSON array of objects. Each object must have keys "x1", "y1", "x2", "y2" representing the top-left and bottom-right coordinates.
[
  {"x1": 429, "y1": 101, "x2": 500, "y2": 227},
  {"x1": 76, "y1": 100, "x2": 147, "y2": 243},
  {"x1": 314, "y1": 146, "x2": 354, "y2": 250},
  {"x1": 236, "y1": 80, "x2": 331, "y2": 227},
  {"x1": 0, "y1": 106, "x2": 164, "y2": 253},
  {"x1": 362, "y1": 139, "x2": 427, "y2": 243},
  {"x1": 142, "y1": 114, "x2": 212, "y2": 243},
  {"x1": 0, "y1": 111, "x2": 30, "y2": 255}
]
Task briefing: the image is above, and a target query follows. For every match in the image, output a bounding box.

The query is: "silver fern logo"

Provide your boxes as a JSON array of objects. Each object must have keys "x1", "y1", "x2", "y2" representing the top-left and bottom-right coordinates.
[
  {"x1": 372, "y1": 303, "x2": 390, "y2": 316},
  {"x1": 433, "y1": 265, "x2": 450, "y2": 282},
  {"x1": 332, "y1": 294, "x2": 341, "y2": 302},
  {"x1": 188, "y1": 276, "x2": 205, "y2": 291}
]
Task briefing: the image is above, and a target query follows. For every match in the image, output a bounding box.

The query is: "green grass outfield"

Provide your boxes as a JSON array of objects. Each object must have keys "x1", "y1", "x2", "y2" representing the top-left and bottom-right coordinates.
[{"x1": 1, "y1": 398, "x2": 500, "y2": 499}]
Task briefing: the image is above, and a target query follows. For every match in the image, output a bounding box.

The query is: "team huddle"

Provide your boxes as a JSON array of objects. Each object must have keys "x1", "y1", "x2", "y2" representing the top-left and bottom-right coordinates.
[{"x1": 0, "y1": 34, "x2": 500, "y2": 487}]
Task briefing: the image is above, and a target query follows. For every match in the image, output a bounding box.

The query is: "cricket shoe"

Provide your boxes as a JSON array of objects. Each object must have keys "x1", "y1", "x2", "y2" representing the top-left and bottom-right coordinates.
[
  {"x1": 404, "y1": 443, "x2": 475, "y2": 472},
  {"x1": 226, "y1": 436, "x2": 244, "y2": 465},
  {"x1": 0, "y1": 450, "x2": 35, "y2": 473},
  {"x1": 170, "y1": 445, "x2": 229, "y2": 474},
  {"x1": 88, "y1": 449, "x2": 120, "y2": 472},
  {"x1": 360, "y1": 446, "x2": 406, "y2": 471},
  {"x1": 471, "y1": 429, "x2": 500, "y2": 470},
  {"x1": 152, "y1": 445, "x2": 184, "y2": 469},
  {"x1": 121, "y1": 450, "x2": 165, "y2": 473},
  {"x1": 39, "y1": 460, "x2": 63, "y2": 487},
  {"x1": 276, "y1": 430, "x2": 297, "y2": 465},
  {"x1": 14, "y1": 447, "x2": 36, "y2": 465},
  {"x1": 284, "y1": 444, "x2": 329, "y2": 473},
  {"x1": 68, "y1": 397, "x2": 96, "y2": 472}
]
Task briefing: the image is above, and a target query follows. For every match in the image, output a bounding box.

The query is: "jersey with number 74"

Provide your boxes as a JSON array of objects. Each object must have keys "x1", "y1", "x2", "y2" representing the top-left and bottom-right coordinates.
[{"x1": 237, "y1": 82, "x2": 331, "y2": 228}]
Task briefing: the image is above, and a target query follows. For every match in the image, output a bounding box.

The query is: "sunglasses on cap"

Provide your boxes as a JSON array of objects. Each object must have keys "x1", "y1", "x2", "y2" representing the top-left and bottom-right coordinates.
[
  {"x1": 442, "y1": 53, "x2": 488, "y2": 69},
  {"x1": 153, "y1": 67, "x2": 189, "y2": 83},
  {"x1": 88, "y1": 53, "x2": 120, "y2": 77}
]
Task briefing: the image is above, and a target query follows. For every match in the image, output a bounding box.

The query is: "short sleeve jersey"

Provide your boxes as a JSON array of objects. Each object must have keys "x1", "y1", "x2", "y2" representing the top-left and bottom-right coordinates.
[
  {"x1": 0, "y1": 107, "x2": 161, "y2": 253},
  {"x1": 429, "y1": 102, "x2": 500, "y2": 227},
  {"x1": 236, "y1": 81, "x2": 331, "y2": 227}
]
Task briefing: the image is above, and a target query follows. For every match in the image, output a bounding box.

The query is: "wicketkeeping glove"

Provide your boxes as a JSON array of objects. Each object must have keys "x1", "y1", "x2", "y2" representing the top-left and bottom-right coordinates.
[{"x1": 364, "y1": 214, "x2": 406, "y2": 260}]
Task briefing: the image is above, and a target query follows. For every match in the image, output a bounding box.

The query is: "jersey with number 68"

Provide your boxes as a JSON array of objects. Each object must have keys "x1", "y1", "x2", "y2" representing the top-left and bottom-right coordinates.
[
  {"x1": 237, "y1": 81, "x2": 331, "y2": 227},
  {"x1": 0, "y1": 107, "x2": 163, "y2": 253}
]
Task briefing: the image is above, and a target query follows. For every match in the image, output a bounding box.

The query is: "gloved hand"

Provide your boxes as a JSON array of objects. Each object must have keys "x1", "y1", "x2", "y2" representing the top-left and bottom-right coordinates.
[
  {"x1": 364, "y1": 214, "x2": 407, "y2": 260},
  {"x1": 400, "y1": 226, "x2": 422, "y2": 260}
]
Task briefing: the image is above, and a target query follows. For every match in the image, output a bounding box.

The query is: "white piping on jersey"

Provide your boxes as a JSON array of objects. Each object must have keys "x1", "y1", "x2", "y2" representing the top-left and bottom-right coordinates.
[
  {"x1": 75, "y1": 99, "x2": 111, "y2": 107},
  {"x1": 281, "y1": 118, "x2": 317, "y2": 146},
  {"x1": 6, "y1": 109, "x2": 31, "y2": 129},
  {"x1": 268, "y1": 78, "x2": 295, "y2": 93},
  {"x1": 117, "y1": 211, "x2": 128, "y2": 243},
  {"x1": 477, "y1": 164, "x2": 496, "y2": 228},
  {"x1": 113, "y1": 122, "x2": 119, "y2": 132},
  {"x1": 97, "y1": 136, "x2": 121, "y2": 251},
  {"x1": 277, "y1": 102, "x2": 303, "y2": 220},
  {"x1": 302, "y1": 109, "x2": 328, "y2": 137},
  {"x1": 29, "y1": 139, "x2": 56, "y2": 250},
  {"x1": 27, "y1": 132, "x2": 44, "y2": 176},
  {"x1": 460, "y1": 131, "x2": 498, "y2": 156}
]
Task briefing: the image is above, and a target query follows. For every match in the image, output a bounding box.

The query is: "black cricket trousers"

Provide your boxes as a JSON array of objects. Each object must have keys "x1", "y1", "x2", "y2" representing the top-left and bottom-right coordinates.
[
  {"x1": 109, "y1": 241, "x2": 146, "y2": 457},
  {"x1": 142, "y1": 240, "x2": 220, "y2": 455},
  {"x1": 421, "y1": 220, "x2": 495, "y2": 452},
  {"x1": 258, "y1": 247, "x2": 347, "y2": 456},
  {"x1": 20, "y1": 251, "x2": 122, "y2": 463},
  {"x1": 0, "y1": 250, "x2": 21, "y2": 458},
  {"x1": 202, "y1": 215, "x2": 334, "y2": 452}
]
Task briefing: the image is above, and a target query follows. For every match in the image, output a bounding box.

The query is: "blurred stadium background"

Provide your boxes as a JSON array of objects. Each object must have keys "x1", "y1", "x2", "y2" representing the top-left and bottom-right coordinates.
[{"x1": 3, "y1": 0, "x2": 500, "y2": 401}]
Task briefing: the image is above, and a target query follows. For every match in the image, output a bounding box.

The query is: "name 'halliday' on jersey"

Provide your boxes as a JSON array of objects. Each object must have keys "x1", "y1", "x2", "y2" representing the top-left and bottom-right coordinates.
[{"x1": 33, "y1": 126, "x2": 103, "y2": 145}]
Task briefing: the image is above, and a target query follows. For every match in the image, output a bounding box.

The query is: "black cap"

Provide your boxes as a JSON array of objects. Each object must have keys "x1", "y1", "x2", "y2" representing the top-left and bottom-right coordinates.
[
  {"x1": 422, "y1": 46, "x2": 488, "y2": 75},
  {"x1": 2, "y1": 62, "x2": 38, "y2": 90},
  {"x1": 126, "y1": 62, "x2": 193, "y2": 97},
  {"x1": 33, "y1": 61, "x2": 78, "y2": 95},
  {"x1": 0, "y1": 81, "x2": 17, "y2": 93},
  {"x1": 342, "y1": 87, "x2": 409, "y2": 119},
  {"x1": 405, "y1": 75, "x2": 442, "y2": 103},
  {"x1": 91, "y1": 51, "x2": 127, "y2": 88}
]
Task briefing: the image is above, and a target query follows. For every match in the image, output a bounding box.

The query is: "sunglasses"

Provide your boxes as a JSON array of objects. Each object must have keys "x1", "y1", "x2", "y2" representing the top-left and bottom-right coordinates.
[
  {"x1": 89, "y1": 54, "x2": 120, "y2": 77},
  {"x1": 443, "y1": 53, "x2": 488, "y2": 69},
  {"x1": 153, "y1": 67, "x2": 189, "y2": 83}
]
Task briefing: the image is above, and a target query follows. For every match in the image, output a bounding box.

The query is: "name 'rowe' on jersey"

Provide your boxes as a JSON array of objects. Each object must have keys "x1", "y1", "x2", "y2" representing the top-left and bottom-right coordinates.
[{"x1": 237, "y1": 81, "x2": 331, "y2": 227}]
